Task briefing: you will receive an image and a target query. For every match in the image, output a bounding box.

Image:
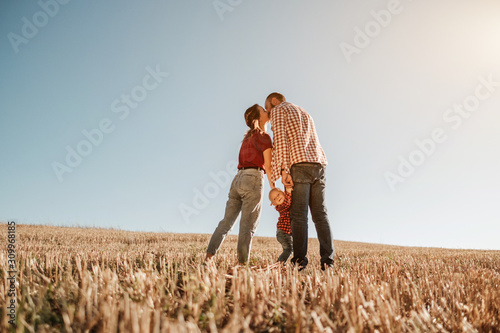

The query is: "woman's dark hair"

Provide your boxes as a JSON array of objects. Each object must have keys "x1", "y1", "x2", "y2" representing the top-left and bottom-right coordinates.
[{"x1": 243, "y1": 104, "x2": 262, "y2": 141}]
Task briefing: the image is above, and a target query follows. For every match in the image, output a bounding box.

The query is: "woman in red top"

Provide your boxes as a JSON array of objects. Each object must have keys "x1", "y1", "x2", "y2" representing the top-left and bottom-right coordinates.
[{"x1": 206, "y1": 104, "x2": 274, "y2": 264}]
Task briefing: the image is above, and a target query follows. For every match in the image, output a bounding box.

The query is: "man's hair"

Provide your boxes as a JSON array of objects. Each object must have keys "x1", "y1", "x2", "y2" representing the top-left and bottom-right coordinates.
[{"x1": 266, "y1": 92, "x2": 286, "y2": 104}]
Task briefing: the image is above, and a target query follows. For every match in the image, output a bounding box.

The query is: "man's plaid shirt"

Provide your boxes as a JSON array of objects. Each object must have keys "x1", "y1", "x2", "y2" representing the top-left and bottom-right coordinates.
[
  {"x1": 275, "y1": 192, "x2": 292, "y2": 234},
  {"x1": 270, "y1": 102, "x2": 328, "y2": 183}
]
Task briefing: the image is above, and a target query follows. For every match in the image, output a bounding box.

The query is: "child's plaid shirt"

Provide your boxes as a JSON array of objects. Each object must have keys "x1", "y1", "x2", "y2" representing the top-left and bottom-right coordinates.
[{"x1": 275, "y1": 192, "x2": 292, "y2": 234}]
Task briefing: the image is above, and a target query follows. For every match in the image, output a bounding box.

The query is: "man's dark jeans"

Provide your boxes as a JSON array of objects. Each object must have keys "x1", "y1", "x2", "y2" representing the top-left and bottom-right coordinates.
[{"x1": 290, "y1": 163, "x2": 334, "y2": 270}]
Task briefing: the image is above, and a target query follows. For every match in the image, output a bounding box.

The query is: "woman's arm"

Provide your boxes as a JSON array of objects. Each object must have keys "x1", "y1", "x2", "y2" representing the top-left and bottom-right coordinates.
[{"x1": 263, "y1": 148, "x2": 275, "y2": 189}]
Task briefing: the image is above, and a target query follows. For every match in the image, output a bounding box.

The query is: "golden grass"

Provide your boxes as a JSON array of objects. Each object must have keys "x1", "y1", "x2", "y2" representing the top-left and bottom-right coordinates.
[{"x1": 1, "y1": 223, "x2": 499, "y2": 332}]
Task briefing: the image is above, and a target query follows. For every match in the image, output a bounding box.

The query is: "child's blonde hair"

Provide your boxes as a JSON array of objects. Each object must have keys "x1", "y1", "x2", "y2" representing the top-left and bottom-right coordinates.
[{"x1": 268, "y1": 188, "x2": 283, "y2": 201}]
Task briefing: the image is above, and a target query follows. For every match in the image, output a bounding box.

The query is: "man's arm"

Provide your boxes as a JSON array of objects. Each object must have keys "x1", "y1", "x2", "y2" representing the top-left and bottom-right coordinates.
[
  {"x1": 282, "y1": 170, "x2": 293, "y2": 187},
  {"x1": 271, "y1": 106, "x2": 291, "y2": 184}
]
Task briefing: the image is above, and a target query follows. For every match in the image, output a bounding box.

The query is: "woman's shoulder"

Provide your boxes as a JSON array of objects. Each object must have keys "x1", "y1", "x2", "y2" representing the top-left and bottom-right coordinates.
[
  {"x1": 254, "y1": 130, "x2": 271, "y2": 140},
  {"x1": 254, "y1": 131, "x2": 272, "y2": 147}
]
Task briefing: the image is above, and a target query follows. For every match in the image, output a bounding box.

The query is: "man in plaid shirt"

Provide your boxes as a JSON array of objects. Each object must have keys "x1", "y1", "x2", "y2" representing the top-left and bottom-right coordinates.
[{"x1": 265, "y1": 92, "x2": 335, "y2": 270}]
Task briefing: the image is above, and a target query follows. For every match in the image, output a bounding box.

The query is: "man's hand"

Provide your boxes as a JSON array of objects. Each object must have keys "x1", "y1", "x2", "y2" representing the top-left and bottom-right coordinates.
[{"x1": 281, "y1": 172, "x2": 294, "y2": 187}]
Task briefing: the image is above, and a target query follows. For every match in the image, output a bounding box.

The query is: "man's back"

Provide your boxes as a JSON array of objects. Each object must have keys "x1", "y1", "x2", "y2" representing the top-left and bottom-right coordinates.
[
  {"x1": 271, "y1": 102, "x2": 327, "y2": 182},
  {"x1": 286, "y1": 103, "x2": 327, "y2": 165}
]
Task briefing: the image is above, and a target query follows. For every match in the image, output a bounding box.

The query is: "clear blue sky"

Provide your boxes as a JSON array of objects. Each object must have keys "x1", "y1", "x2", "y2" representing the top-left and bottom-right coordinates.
[{"x1": 1, "y1": 0, "x2": 499, "y2": 250}]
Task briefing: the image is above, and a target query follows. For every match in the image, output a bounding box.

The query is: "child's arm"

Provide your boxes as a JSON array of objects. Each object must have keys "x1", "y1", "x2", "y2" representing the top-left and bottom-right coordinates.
[{"x1": 281, "y1": 191, "x2": 292, "y2": 211}]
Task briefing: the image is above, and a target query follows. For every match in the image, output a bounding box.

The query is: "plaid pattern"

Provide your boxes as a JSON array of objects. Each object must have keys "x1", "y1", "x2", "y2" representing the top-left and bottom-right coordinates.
[
  {"x1": 275, "y1": 192, "x2": 292, "y2": 234},
  {"x1": 270, "y1": 102, "x2": 328, "y2": 183}
]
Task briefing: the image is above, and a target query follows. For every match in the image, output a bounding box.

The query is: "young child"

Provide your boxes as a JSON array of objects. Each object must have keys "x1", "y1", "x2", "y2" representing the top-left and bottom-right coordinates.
[{"x1": 269, "y1": 186, "x2": 293, "y2": 263}]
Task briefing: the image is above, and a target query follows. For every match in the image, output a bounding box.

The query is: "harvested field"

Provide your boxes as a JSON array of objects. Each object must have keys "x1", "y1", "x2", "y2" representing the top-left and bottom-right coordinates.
[{"x1": 1, "y1": 223, "x2": 499, "y2": 332}]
